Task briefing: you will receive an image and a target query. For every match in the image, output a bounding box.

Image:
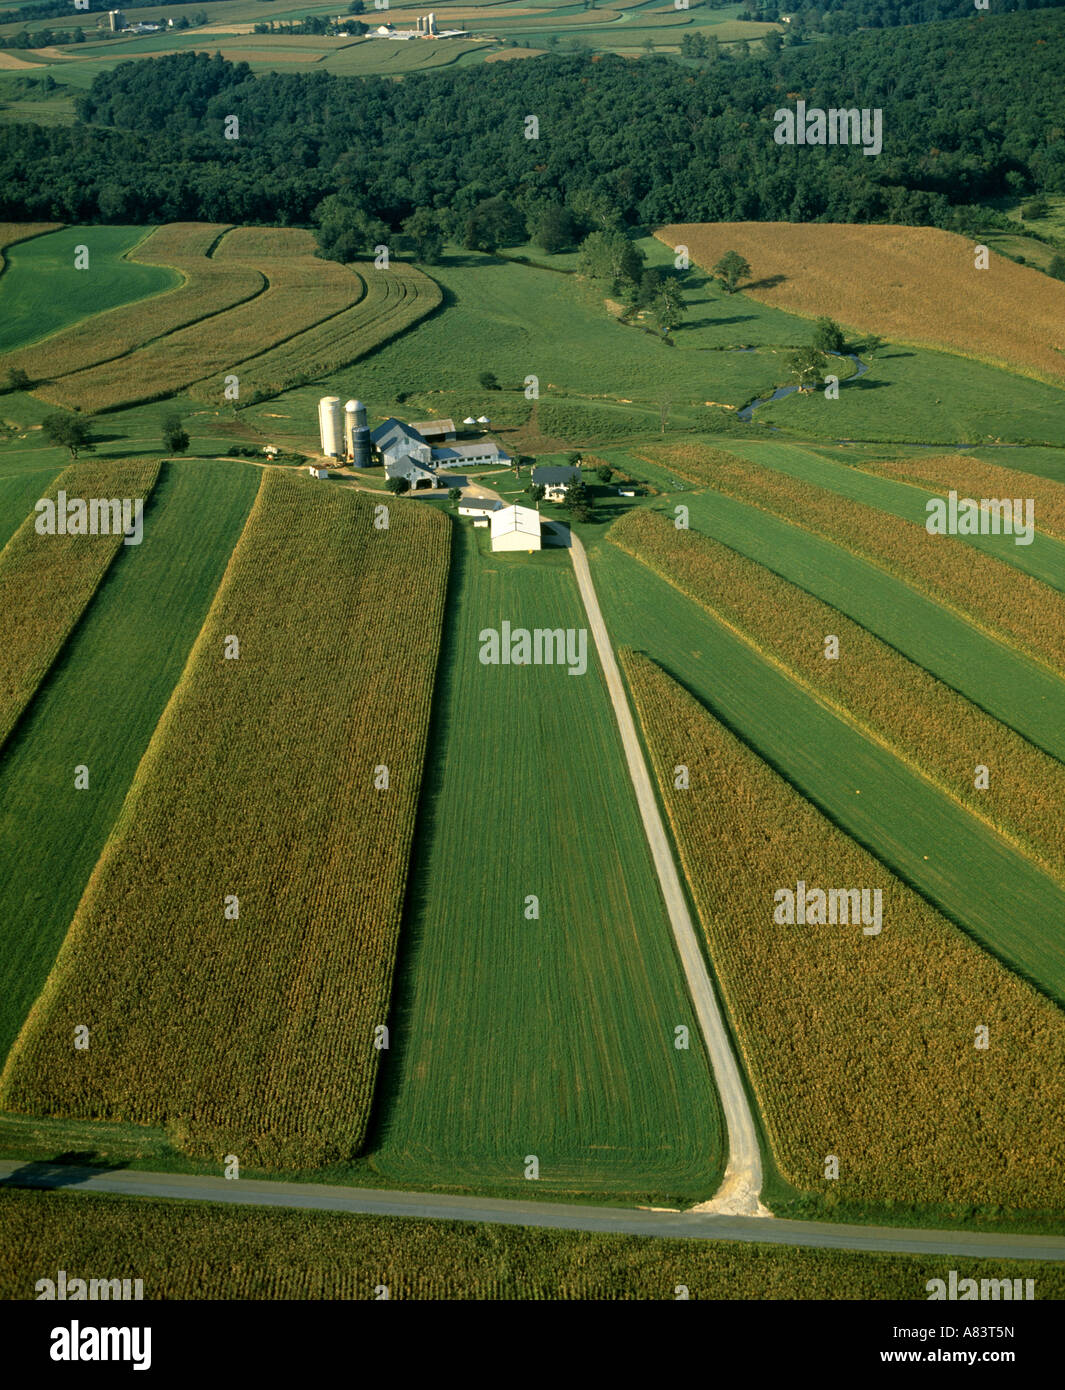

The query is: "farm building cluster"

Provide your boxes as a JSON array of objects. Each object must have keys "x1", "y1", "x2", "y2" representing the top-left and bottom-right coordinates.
[
  {"x1": 317, "y1": 397, "x2": 511, "y2": 487},
  {"x1": 368, "y1": 13, "x2": 470, "y2": 39}
]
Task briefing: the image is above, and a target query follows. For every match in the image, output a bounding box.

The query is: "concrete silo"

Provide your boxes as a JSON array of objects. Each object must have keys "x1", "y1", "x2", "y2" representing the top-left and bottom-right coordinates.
[
  {"x1": 345, "y1": 398, "x2": 371, "y2": 467},
  {"x1": 318, "y1": 396, "x2": 342, "y2": 458}
]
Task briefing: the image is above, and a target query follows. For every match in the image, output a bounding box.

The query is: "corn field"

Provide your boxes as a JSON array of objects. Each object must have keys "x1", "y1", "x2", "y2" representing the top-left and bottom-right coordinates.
[
  {"x1": 33, "y1": 227, "x2": 363, "y2": 413},
  {"x1": 191, "y1": 260, "x2": 442, "y2": 402},
  {"x1": 4, "y1": 1189, "x2": 1059, "y2": 1300},
  {"x1": 637, "y1": 441, "x2": 1065, "y2": 678},
  {"x1": 0, "y1": 459, "x2": 161, "y2": 754},
  {"x1": 0, "y1": 473, "x2": 451, "y2": 1169},
  {"x1": 8, "y1": 224, "x2": 264, "y2": 387},
  {"x1": 620, "y1": 648, "x2": 1065, "y2": 1209},
  {"x1": 610, "y1": 507, "x2": 1065, "y2": 884},
  {"x1": 656, "y1": 222, "x2": 1065, "y2": 386}
]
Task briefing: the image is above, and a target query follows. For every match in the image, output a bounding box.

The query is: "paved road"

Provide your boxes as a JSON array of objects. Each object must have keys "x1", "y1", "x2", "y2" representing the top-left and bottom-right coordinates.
[
  {"x1": 3, "y1": 1162, "x2": 1064, "y2": 1261},
  {"x1": 560, "y1": 524, "x2": 767, "y2": 1217}
]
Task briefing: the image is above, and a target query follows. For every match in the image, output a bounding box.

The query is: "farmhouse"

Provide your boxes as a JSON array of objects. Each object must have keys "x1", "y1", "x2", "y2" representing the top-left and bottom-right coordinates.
[
  {"x1": 532, "y1": 465, "x2": 581, "y2": 501},
  {"x1": 458, "y1": 497, "x2": 503, "y2": 518},
  {"x1": 491, "y1": 504, "x2": 542, "y2": 552}
]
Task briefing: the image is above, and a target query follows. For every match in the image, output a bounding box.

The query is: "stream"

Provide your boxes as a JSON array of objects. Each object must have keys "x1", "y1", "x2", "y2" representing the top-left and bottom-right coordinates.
[{"x1": 737, "y1": 353, "x2": 869, "y2": 422}]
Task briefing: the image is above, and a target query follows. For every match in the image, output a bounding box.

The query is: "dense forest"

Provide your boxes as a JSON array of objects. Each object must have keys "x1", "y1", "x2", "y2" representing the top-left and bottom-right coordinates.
[
  {"x1": 745, "y1": 0, "x2": 1065, "y2": 27},
  {"x1": 1, "y1": 10, "x2": 1062, "y2": 230}
]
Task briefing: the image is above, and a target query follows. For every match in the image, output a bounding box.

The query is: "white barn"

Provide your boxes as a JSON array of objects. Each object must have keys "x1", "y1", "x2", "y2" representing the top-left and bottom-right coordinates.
[
  {"x1": 491, "y1": 504, "x2": 542, "y2": 553},
  {"x1": 458, "y1": 497, "x2": 503, "y2": 518}
]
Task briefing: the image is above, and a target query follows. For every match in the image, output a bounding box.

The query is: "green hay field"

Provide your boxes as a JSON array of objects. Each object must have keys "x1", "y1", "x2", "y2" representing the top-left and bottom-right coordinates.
[
  {"x1": 0, "y1": 227, "x2": 181, "y2": 354},
  {"x1": 368, "y1": 522, "x2": 724, "y2": 1199}
]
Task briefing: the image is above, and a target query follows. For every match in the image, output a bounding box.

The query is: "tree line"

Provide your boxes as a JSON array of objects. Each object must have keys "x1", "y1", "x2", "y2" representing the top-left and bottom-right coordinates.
[{"x1": 1, "y1": 11, "x2": 1063, "y2": 230}]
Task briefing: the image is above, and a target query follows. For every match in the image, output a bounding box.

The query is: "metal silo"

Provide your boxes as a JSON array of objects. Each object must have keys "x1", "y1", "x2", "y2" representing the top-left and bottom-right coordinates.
[{"x1": 318, "y1": 396, "x2": 342, "y2": 458}]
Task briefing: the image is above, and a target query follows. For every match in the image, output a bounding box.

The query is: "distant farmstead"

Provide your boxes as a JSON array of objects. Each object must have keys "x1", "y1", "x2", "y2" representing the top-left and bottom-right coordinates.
[{"x1": 318, "y1": 397, "x2": 511, "y2": 486}]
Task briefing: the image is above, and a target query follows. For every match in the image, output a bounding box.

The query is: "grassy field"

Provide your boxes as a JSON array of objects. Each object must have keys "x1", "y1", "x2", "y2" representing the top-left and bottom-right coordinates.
[
  {"x1": 0, "y1": 464, "x2": 62, "y2": 548},
  {"x1": 588, "y1": 535, "x2": 1065, "y2": 1004},
  {"x1": 621, "y1": 650, "x2": 1065, "y2": 1211},
  {"x1": 649, "y1": 445, "x2": 1065, "y2": 682},
  {"x1": 33, "y1": 226, "x2": 363, "y2": 412},
  {"x1": 0, "y1": 474, "x2": 450, "y2": 1170},
  {"x1": 0, "y1": 458, "x2": 161, "y2": 753},
  {"x1": 855, "y1": 452, "x2": 1065, "y2": 543},
  {"x1": 610, "y1": 507, "x2": 1065, "y2": 887},
  {"x1": 191, "y1": 258, "x2": 442, "y2": 401},
  {"x1": 0, "y1": 226, "x2": 181, "y2": 355},
  {"x1": 657, "y1": 223, "x2": 1065, "y2": 387},
  {"x1": 0, "y1": 460, "x2": 261, "y2": 1067},
  {"x1": 3, "y1": 1187, "x2": 1060, "y2": 1300},
  {"x1": 6, "y1": 223, "x2": 265, "y2": 387},
  {"x1": 710, "y1": 440, "x2": 1065, "y2": 594},
  {"x1": 367, "y1": 522, "x2": 724, "y2": 1199}
]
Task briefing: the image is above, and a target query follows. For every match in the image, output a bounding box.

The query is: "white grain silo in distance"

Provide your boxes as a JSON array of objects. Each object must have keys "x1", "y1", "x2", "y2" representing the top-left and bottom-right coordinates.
[{"x1": 318, "y1": 396, "x2": 342, "y2": 458}]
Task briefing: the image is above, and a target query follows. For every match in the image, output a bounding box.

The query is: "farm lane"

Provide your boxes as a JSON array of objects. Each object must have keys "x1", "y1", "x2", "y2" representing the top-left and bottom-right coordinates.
[
  {"x1": 559, "y1": 522, "x2": 768, "y2": 1217},
  {"x1": 3, "y1": 1162, "x2": 1064, "y2": 1261}
]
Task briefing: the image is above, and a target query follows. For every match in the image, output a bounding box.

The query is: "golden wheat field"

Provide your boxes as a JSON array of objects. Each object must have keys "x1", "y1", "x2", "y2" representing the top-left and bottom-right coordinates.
[
  {"x1": 610, "y1": 507, "x2": 1065, "y2": 884},
  {"x1": 33, "y1": 227, "x2": 364, "y2": 412},
  {"x1": 621, "y1": 649, "x2": 1065, "y2": 1208},
  {"x1": 858, "y1": 453, "x2": 1065, "y2": 541},
  {"x1": 7, "y1": 224, "x2": 265, "y2": 385},
  {"x1": 0, "y1": 473, "x2": 451, "y2": 1169},
  {"x1": 0, "y1": 459, "x2": 161, "y2": 753},
  {"x1": 2, "y1": 1188, "x2": 1059, "y2": 1299},
  {"x1": 655, "y1": 222, "x2": 1065, "y2": 385},
  {"x1": 192, "y1": 259, "x2": 442, "y2": 400},
  {"x1": 637, "y1": 441, "x2": 1065, "y2": 676}
]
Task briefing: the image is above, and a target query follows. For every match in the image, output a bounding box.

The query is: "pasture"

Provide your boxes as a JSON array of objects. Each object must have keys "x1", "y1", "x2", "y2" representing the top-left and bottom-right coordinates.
[
  {"x1": 2, "y1": 1187, "x2": 1061, "y2": 1298},
  {"x1": 0, "y1": 226, "x2": 180, "y2": 355},
  {"x1": 367, "y1": 523, "x2": 724, "y2": 1199},
  {"x1": 622, "y1": 650, "x2": 1065, "y2": 1211},
  {"x1": 0, "y1": 460, "x2": 260, "y2": 1066},
  {"x1": 0, "y1": 474, "x2": 451, "y2": 1170}
]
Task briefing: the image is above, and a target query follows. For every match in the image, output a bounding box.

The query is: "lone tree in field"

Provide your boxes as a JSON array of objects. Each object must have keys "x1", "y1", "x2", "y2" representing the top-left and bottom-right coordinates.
[
  {"x1": 652, "y1": 280, "x2": 684, "y2": 340},
  {"x1": 5, "y1": 366, "x2": 31, "y2": 392},
  {"x1": 447, "y1": 486, "x2": 462, "y2": 503},
  {"x1": 712, "y1": 250, "x2": 751, "y2": 294},
  {"x1": 812, "y1": 316, "x2": 846, "y2": 354},
  {"x1": 563, "y1": 475, "x2": 593, "y2": 521},
  {"x1": 862, "y1": 333, "x2": 886, "y2": 358},
  {"x1": 385, "y1": 475, "x2": 410, "y2": 495},
  {"x1": 478, "y1": 370, "x2": 499, "y2": 391},
  {"x1": 788, "y1": 346, "x2": 829, "y2": 391},
  {"x1": 42, "y1": 411, "x2": 95, "y2": 460},
  {"x1": 1049, "y1": 255, "x2": 1065, "y2": 282},
  {"x1": 162, "y1": 413, "x2": 190, "y2": 455},
  {"x1": 596, "y1": 463, "x2": 614, "y2": 482}
]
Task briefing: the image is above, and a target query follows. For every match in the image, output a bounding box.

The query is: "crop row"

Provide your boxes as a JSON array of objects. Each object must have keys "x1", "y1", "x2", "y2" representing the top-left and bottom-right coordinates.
[
  {"x1": 8, "y1": 224, "x2": 265, "y2": 386},
  {"x1": 0, "y1": 472, "x2": 451, "y2": 1169},
  {"x1": 5, "y1": 1189, "x2": 1060, "y2": 1300},
  {"x1": 34, "y1": 228, "x2": 364, "y2": 412},
  {"x1": 0, "y1": 459, "x2": 161, "y2": 754},
  {"x1": 610, "y1": 507, "x2": 1065, "y2": 884},
  {"x1": 621, "y1": 649, "x2": 1065, "y2": 1209},
  {"x1": 636, "y1": 441, "x2": 1065, "y2": 676},
  {"x1": 191, "y1": 261, "x2": 441, "y2": 401},
  {"x1": 859, "y1": 453, "x2": 1065, "y2": 542}
]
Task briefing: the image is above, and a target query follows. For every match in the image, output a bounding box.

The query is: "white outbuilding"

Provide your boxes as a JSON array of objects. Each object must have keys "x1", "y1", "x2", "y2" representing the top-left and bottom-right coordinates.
[
  {"x1": 490, "y1": 504, "x2": 542, "y2": 553},
  {"x1": 458, "y1": 496, "x2": 503, "y2": 518}
]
